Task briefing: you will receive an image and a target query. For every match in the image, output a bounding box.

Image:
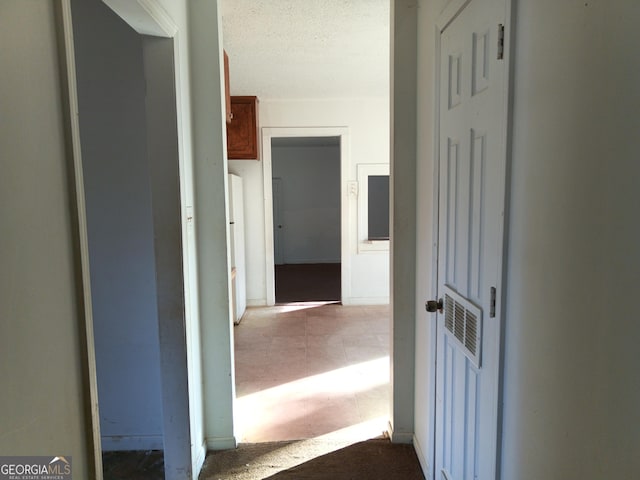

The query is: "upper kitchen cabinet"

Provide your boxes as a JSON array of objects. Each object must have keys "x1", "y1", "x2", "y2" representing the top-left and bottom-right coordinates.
[{"x1": 227, "y1": 96, "x2": 259, "y2": 160}]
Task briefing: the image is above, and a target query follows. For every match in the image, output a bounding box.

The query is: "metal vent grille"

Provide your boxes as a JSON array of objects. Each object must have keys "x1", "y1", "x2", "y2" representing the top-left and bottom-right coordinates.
[
  {"x1": 443, "y1": 287, "x2": 483, "y2": 367},
  {"x1": 445, "y1": 295, "x2": 454, "y2": 332}
]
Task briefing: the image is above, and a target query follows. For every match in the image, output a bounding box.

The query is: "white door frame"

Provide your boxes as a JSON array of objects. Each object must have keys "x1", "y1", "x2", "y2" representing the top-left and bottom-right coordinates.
[
  {"x1": 262, "y1": 127, "x2": 350, "y2": 305},
  {"x1": 272, "y1": 177, "x2": 284, "y2": 265},
  {"x1": 429, "y1": 0, "x2": 513, "y2": 477},
  {"x1": 61, "y1": 0, "x2": 202, "y2": 477},
  {"x1": 57, "y1": 2, "x2": 102, "y2": 476}
]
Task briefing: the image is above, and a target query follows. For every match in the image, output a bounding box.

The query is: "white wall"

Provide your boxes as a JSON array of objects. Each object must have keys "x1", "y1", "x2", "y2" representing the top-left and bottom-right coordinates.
[
  {"x1": 148, "y1": 0, "x2": 208, "y2": 472},
  {"x1": 390, "y1": 0, "x2": 418, "y2": 445},
  {"x1": 72, "y1": 0, "x2": 164, "y2": 451},
  {"x1": 188, "y1": 0, "x2": 237, "y2": 451},
  {"x1": 0, "y1": 2, "x2": 92, "y2": 477},
  {"x1": 272, "y1": 142, "x2": 341, "y2": 264},
  {"x1": 229, "y1": 97, "x2": 390, "y2": 305},
  {"x1": 501, "y1": 1, "x2": 640, "y2": 478},
  {"x1": 143, "y1": 35, "x2": 193, "y2": 478}
]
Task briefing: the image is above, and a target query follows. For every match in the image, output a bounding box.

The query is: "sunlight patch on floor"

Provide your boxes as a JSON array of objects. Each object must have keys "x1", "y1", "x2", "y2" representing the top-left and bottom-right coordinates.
[{"x1": 236, "y1": 356, "x2": 389, "y2": 442}]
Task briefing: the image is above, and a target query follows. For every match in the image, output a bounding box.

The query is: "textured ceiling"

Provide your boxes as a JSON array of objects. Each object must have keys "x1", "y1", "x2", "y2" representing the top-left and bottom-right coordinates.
[{"x1": 220, "y1": 0, "x2": 390, "y2": 99}]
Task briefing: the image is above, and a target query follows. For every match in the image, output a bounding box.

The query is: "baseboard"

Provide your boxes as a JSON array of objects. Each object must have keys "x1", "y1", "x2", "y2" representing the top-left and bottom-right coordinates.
[
  {"x1": 386, "y1": 420, "x2": 414, "y2": 444},
  {"x1": 246, "y1": 299, "x2": 267, "y2": 307},
  {"x1": 281, "y1": 260, "x2": 341, "y2": 265},
  {"x1": 192, "y1": 439, "x2": 207, "y2": 480},
  {"x1": 205, "y1": 436, "x2": 237, "y2": 450},
  {"x1": 342, "y1": 296, "x2": 390, "y2": 306},
  {"x1": 413, "y1": 434, "x2": 431, "y2": 479},
  {"x1": 101, "y1": 434, "x2": 164, "y2": 451}
]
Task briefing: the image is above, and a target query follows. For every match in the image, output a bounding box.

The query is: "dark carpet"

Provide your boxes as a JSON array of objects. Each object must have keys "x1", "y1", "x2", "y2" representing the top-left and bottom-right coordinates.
[
  {"x1": 199, "y1": 438, "x2": 425, "y2": 480},
  {"x1": 102, "y1": 450, "x2": 163, "y2": 479},
  {"x1": 101, "y1": 438, "x2": 425, "y2": 479},
  {"x1": 275, "y1": 263, "x2": 341, "y2": 303}
]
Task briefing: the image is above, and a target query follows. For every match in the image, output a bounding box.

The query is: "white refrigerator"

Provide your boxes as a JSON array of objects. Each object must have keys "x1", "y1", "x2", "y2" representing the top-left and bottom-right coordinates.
[{"x1": 228, "y1": 174, "x2": 247, "y2": 323}]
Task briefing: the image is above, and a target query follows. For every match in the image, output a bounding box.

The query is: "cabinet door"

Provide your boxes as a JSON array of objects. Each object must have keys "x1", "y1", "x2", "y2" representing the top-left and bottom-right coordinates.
[{"x1": 227, "y1": 96, "x2": 259, "y2": 160}]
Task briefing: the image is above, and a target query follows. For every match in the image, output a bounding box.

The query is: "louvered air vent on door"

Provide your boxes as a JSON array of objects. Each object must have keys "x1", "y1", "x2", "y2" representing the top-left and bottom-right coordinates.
[{"x1": 443, "y1": 286, "x2": 483, "y2": 368}]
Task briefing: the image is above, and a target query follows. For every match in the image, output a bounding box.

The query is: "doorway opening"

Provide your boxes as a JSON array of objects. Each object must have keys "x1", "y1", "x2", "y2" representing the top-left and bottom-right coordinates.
[
  {"x1": 271, "y1": 136, "x2": 342, "y2": 304},
  {"x1": 262, "y1": 127, "x2": 351, "y2": 307},
  {"x1": 70, "y1": 0, "x2": 191, "y2": 477},
  {"x1": 233, "y1": 126, "x2": 389, "y2": 445}
]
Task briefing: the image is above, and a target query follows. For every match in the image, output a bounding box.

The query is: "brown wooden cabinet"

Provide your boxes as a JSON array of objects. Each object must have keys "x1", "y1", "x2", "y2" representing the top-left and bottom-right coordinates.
[{"x1": 226, "y1": 96, "x2": 259, "y2": 160}]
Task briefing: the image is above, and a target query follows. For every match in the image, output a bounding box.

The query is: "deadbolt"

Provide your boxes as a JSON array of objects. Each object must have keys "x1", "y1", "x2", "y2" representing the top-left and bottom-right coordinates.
[{"x1": 425, "y1": 298, "x2": 443, "y2": 314}]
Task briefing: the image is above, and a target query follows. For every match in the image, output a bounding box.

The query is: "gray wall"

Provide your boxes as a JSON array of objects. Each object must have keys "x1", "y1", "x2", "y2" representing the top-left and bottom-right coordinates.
[
  {"x1": 72, "y1": 0, "x2": 164, "y2": 450},
  {"x1": 501, "y1": 1, "x2": 640, "y2": 478},
  {"x1": 0, "y1": 1, "x2": 92, "y2": 476},
  {"x1": 272, "y1": 141, "x2": 341, "y2": 264}
]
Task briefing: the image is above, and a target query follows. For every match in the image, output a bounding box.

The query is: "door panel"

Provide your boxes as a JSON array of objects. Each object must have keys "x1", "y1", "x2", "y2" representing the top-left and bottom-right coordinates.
[{"x1": 435, "y1": 0, "x2": 507, "y2": 478}]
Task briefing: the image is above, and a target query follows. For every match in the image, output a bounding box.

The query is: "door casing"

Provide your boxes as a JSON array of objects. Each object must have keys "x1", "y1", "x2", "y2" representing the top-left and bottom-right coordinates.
[{"x1": 262, "y1": 127, "x2": 350, "y2": 306}]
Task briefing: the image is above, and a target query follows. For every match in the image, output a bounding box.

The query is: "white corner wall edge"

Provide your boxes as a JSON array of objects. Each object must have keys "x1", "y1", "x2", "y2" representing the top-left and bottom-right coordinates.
[{"x1": 102, "y1": 0, "x2": 177, "y2": 37}]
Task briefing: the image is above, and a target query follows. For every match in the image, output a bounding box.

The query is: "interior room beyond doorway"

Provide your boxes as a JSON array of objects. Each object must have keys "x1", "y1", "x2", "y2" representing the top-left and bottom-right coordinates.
[{"x1": 271, "y1": 136, "x2": 341, "y2": 304}]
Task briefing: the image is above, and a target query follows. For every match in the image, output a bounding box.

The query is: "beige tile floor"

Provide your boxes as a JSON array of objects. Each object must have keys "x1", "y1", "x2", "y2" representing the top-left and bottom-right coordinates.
[{"x1": 234, "y1": 303, "x2": 390, "y2": 443}]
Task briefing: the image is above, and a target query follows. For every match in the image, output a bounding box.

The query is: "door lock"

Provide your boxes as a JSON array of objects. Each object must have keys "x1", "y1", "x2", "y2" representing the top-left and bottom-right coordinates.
[{"x1": 425, "y1": 298, "x2": 444, "y2": 314}]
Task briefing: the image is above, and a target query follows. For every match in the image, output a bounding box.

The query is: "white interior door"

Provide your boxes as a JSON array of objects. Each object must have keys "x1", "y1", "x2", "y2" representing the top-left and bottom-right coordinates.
[{"x1": 434, "y1": 0, "x2": 508, "y2": 478}]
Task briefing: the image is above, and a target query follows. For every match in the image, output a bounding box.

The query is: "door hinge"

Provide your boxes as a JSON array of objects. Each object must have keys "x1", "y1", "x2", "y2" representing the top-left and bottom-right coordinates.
[
  {"x1": 490, "y1": 286, "x2": 497, "y2": 318},
  {"x1": 497, "y1": 24, "x2": 505, "y2": 60}
]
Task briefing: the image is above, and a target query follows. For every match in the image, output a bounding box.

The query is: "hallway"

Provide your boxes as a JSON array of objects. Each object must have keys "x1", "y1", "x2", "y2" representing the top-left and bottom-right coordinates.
[
  {"x1": 102, "y1": 303, "x2": 405, "y2": 479},
  {"x1": 198, "y1": 302, "x2": 426, "y2": 479}
]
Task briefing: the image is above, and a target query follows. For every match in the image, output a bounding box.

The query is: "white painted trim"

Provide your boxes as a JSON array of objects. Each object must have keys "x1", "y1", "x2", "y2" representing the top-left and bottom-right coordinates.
[
  {"x1": 437, "y1": 0, "x2": 473, "y2": 32},
  {"x1": 427, "y1": 21, "x2": 443, "y2": 480},
  {"x1": 387, "y1": 420, "x2": 414, "y2": 444},
  {"x1": 102, "y1": 0, "x2": 177, "y2": 37},
  {"x1": 57, "y1": 2, "x2": 103, "y2": 478},
  {"x1": 192, "y1": 440, "x2": 207, "y2": 478},
  {"x1": 206, "y1": 436, "x2": 237, "y2": 451},
  {"x1": 101, "y1": 435, "x2": 164, "y2": 451},
  {"x1": 247, "y1": 299, "x2": 268, "y2": 307},
  {"x1": 413, "y1": 435, "x2": 431, "y2": 480},
  {"x1": 495, "y1": 2, "x2": 515, "y2": 477},
  {"x1": 342, "y1": 296, "x2": 389, "y2": 306},
  {"x1": 261, "y1": 127, "x2": 351, "y2": 306}
]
